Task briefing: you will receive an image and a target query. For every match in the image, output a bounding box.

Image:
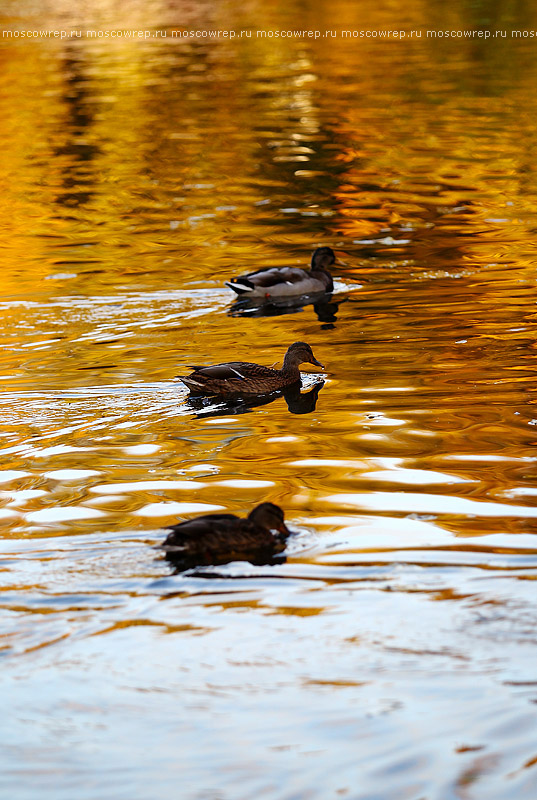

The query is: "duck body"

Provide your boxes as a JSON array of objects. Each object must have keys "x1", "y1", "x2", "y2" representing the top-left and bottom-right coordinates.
[
  {"x1": 179, "y1": 341, "x2": 323, "y2": 399},
  {"x1": 226, "y1": 247, "x2": 335, "y2": 298},
  {"x1": 162, "y1": 502, "x2": 290, "y2": 568}
]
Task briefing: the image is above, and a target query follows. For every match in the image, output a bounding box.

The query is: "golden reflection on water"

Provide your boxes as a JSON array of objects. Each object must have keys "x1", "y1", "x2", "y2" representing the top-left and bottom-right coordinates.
[{"x1": 2, "y1": 0, "x2": 537, "y2": 797}]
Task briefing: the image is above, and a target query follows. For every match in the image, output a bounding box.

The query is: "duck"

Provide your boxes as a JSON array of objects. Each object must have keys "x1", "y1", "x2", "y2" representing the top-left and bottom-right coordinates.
[
  {"x1": 225, "y1": 246, "x2": 335, "y2": 298},
  {"x1": 161, "y1": 502, "x2": 291, "y2": 567},
  {"x1": 179, "y1": 341, "x2": 324, "y2": 399},
  {"x1": 189, "y1": 378, "x2": 325, "y2": 419}
]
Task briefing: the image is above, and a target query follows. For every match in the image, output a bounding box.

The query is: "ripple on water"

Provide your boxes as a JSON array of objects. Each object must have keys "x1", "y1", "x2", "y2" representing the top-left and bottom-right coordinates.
[{"x1": 3, "y1": 13, "x2": 537, "y2": 800}]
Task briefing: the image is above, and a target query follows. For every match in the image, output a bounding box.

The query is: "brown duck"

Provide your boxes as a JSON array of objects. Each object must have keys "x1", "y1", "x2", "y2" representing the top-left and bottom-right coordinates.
[
  {"x1": 162, "y1": 502, "x2": 291, "y2": 567},
  {"x1": 179, "y1": 341, "x2": 324, "y2": 398},
  {"x1": 226, "y1": 246, "x2": 335, "y2": 298}
]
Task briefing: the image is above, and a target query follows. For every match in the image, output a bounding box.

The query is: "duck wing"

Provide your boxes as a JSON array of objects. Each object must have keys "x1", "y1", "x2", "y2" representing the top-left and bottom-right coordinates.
[
  {"x1": 180, "y1": 360, "x2": 282, "y2": 397},
  {"x1": 163, "y1": 513, "x2": 239, "y2": 547},
  {"x1": 227, "y1": 266, "x2": 308, "y2": 294},
  {"x1": 246, "y1": 266, "x2": 309, "y2": 287},
  {"x1": 189, "y1": 363, "x2": 248, "y2": 381},
  {"x1": 190, "y1": 362, "x2": 277, "y2": 380}
]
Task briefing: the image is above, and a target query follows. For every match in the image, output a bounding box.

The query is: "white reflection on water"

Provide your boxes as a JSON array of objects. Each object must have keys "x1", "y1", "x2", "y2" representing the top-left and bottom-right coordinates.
[
  {"x1": 90, "y1": 480, "x2": 208, "y2": 494},
  {"x1": 135, "y1": 501, "x2": 225, "y2": 517},
  {"x1": 26, "y1": 506, "x2": 105, "y2": 523},
  {"x1": 44, "y1": 469, "x2": 101, "y2": 480},
  {"x1": 360, "y1": 468, "x2": 473, "y2": 484},
  {"x1": 328, "y1": 493, "x2": 537, "y2": 518}
]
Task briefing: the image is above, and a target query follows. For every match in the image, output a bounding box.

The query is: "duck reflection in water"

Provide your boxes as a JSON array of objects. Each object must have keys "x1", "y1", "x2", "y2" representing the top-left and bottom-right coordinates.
[
  {"x1": 228, "y1": 293, "x2": 343, "y2": 330},
  {"x1": 187, "y1": 379, "x2": 324, "y2": 419}
]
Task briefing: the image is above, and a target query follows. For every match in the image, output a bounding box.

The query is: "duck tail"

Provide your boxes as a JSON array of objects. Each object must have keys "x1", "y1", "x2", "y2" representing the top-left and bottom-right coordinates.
[
  {"x1": 179, "y1": 377, "x2": 206, "y2": 394},
  {"x1": 225, "y1": 279, "x2": 254, "y2": 295}
]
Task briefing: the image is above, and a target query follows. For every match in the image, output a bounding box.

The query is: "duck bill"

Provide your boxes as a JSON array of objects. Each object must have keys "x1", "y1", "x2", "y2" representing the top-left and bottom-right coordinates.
[
  {"x1": 310, "y1": 357, "x2": 324, "y2": 369},
  {"x1": 278, "y1": 522, "x2": 291, "y2": 536}
]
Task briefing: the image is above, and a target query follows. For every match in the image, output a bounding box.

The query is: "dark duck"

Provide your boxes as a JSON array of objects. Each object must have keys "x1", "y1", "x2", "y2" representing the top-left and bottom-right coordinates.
[
  {"x1": 179, "y1": 341, "x2": 324, "y2": 399},
  {"x1": 161, "y1": 502, "x2": 291, "y2": 568},
  {"x1": 226, "y1": 246, "x2": 335, "y2": 298}
]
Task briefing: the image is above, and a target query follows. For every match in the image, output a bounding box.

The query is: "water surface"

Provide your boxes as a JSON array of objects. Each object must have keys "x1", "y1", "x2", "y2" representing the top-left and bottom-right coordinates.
[{"x1": 2, "y1": 1, "x2": 537, "y2": 798}]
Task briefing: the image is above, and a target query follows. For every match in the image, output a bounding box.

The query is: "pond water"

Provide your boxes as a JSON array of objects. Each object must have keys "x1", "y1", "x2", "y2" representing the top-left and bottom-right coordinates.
[{"x1": 2, "y1": 1, "x2": 537, "y2": 798}]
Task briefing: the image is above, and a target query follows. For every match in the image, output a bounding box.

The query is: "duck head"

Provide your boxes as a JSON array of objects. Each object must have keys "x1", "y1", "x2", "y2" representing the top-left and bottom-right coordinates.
[
  {"x1": 311, "y1": 246, "x2": 336, "y2": 271},
  {"x1": 285, "y1": 341, "x2": 324, "y2": 369},
  {"x1": 248, "y1": 502, "x2": 290, "y2": 535}
]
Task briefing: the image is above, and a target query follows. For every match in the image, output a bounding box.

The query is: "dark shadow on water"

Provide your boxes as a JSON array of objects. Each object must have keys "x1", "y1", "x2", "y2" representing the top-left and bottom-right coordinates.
[
  {"x1": 186, "y1": 379, "x2": 325, "y2": 419},
  {"x1": 164, "y1": 551, "x2": 288, "y2": 574},
  {"x1": 228, "y1": 292, "x2": 345, "y2": 329}
]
